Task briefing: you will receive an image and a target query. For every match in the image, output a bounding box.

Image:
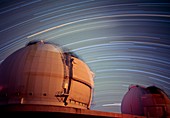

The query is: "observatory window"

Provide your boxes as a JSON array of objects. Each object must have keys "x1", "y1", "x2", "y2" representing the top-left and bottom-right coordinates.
[
  {"x1": 0, "y1": 88, "x2": 8, "y2": 97},
  {"x1": 29, "y1": 92, "x2": 33, "y2": 96},
  {"x1": 43, "y1": 93, "x2": 47, "y2": 96},
  {"x1": 0, "y1": 92, "x2": 7, "y2": 97},
  {"x1": 15, "y1": 92, "x2": 20, "y2": 96}
]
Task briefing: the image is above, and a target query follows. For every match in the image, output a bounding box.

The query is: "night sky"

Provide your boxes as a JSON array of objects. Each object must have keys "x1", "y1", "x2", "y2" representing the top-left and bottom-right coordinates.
[{"x1": 0, "y1": 0, "x2": 170, "y2": 113}]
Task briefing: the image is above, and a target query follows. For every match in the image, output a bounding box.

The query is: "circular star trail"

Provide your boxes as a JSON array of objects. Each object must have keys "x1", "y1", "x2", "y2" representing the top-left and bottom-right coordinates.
[{"x1": 0, "y1": 0, "x2": 170, "y2": 113}]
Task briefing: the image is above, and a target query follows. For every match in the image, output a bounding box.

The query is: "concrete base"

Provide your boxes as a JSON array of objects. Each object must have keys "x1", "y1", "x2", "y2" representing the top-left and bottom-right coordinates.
[{"x1": 0, "y1": 104, "x2": 146, "y2": 118}]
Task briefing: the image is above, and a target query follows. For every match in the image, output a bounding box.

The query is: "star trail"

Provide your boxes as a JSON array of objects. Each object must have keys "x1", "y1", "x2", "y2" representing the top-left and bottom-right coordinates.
[{"x1": 0, "y1": 0, "x2": 170, "y2": 113}]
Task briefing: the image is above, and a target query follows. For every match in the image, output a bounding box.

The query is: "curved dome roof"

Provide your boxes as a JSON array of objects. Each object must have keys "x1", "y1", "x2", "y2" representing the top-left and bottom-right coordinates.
[
  {"x1": 121, "y1": 85, "x2": 147, "y2": 116},
  {"x1": 0, "y1": 41, "x2": 65, "y2": 103}
]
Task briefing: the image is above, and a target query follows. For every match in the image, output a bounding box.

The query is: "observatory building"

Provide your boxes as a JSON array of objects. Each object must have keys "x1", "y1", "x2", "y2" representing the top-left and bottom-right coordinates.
[
  {"x1": 0, "y1": 40, "x2": 170, "y2": 118},
  {"x1": 0, "y1": 40, "x2": 94, "y2": 109},
  {"x1": 121, "y1": 85, "x2": 170, "y2": 117}
]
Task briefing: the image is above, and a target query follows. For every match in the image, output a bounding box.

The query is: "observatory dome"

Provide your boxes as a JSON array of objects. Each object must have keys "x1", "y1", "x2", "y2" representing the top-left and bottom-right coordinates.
[
  {"x1": 121, "y1": 85, "x2": 170, "y2": 117},
  {"x1": 0, "y1": 40, "x2": 94, "y2": 109},
  {"x1": 121, "y1": 85, "x2": 147, "y2": 116}
]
